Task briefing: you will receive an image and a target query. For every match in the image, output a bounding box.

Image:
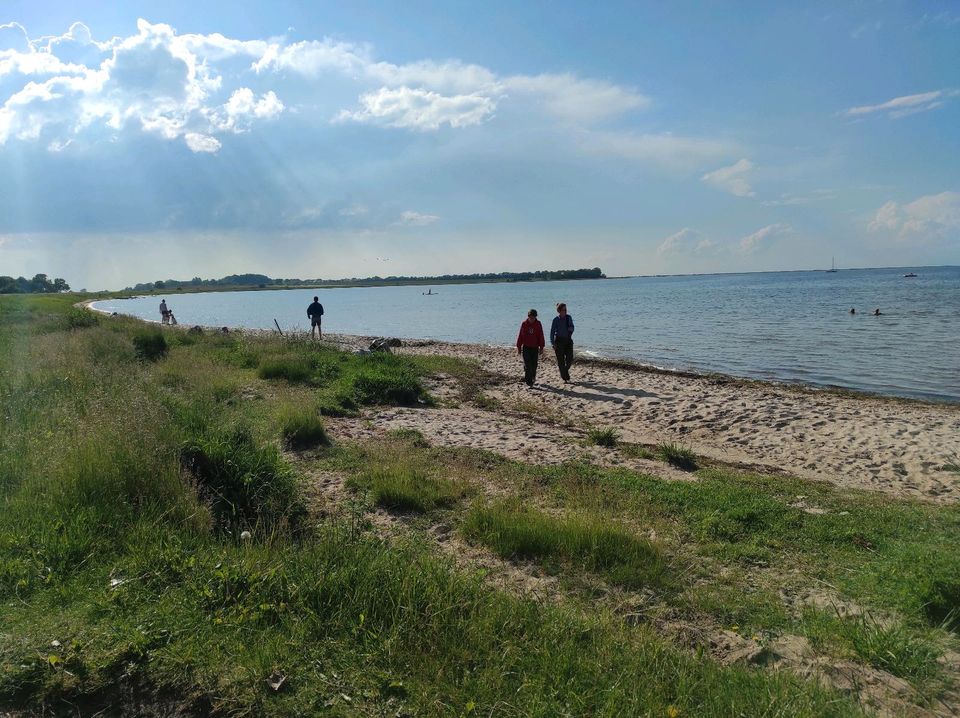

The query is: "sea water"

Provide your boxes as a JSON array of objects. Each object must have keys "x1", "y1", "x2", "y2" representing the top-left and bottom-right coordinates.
[{"x1": 93, "y1": 266, "x2": 960, "y2": 403}]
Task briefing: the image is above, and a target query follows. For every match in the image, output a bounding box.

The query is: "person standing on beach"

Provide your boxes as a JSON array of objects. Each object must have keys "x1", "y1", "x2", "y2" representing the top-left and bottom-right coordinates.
[
  {"x1": 550, "y1": 302, "x2": 575, "y2": 383},
  {"x1": 307, "y1": 296, "x2": 324, "y2": 339},
  {"x1": 516, "y1": 309, "x2": 545, "y2": 387},
  {"x1": 159, "y1": 299, "x2": 169, "y2": 325}
]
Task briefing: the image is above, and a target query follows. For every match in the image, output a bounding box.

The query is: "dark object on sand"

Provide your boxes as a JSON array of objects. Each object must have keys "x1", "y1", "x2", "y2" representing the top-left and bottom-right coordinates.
[
  {"x1": 369, "y1": 337, "x2": 402, "y2": 352},
  {"x1": 273, "y1": 318, "x2": 284, "y2": 335},
  {"x1": 221, "y1": 326, "x2": 230, "y2": 333},
  {"x1": 188, "y1": 326, "x2": 204, "y2": 335}
]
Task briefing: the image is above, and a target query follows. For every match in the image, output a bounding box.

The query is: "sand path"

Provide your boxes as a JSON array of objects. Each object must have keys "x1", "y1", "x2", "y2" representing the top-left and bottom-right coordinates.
[{"x1": 393, "y1": 341, "x2": 960, "y2": 503}]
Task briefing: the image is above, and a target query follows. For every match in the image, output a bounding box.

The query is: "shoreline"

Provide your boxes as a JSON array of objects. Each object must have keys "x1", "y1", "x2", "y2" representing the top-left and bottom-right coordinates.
[
  {"x1": 82, "y1": 298, "x2": 959, "y2": 409},
  {"x1": 80, "y1": 301, "x2": 960, "y2": 503}
]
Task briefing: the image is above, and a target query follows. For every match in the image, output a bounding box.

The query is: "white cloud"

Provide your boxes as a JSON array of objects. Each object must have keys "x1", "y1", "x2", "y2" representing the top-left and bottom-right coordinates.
[
  {"x1": 0, "y1": 19, "x2": 283, "y2": 150},
  {"x1": 397, "y1": 210, "x2": 439, "y2": 226},
  {"x1": 701, "y1": 158, "x2": 755, "y2": 197},
  {"x1": 0, "y1": 22, "x2": 31, "y2": 52},
  {"x1": 843, "y1": 90, "x2": 957, "y2": 119},
  {"x1": 338, "y1": 86, "x2": 495, "y2": 130},
  {"x1": 184, "y1": 132, "x2": 221, "y2": 153},
  {"x1": 502, "y1": 74, "x2": 649, "y2": 123},
  {"x1": 868, "y1": 192, "x2": 960, "y2": 239},
  {"x1": 658, "y1": 228, "x2": 698, "y2": 254},
  {"x1": 583, "y1": 131, "x2": 735, "y2": 169},
  {"x1": 657, "y1": 228, "x2": 720, "y2": 256},
  {"x1": 739, "y1": 223, "x2": 790, "y2": 253}
]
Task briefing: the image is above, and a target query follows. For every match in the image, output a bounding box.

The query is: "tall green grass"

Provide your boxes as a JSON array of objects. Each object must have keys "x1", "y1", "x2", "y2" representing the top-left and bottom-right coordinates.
[{"x1": 359, "y1": 466, "x2": 469, "y2": 512}]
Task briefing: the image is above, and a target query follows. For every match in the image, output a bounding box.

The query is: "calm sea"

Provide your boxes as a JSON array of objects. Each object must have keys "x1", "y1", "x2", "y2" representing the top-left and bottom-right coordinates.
[{"x1": 93, "y1": 266, "x2": 960, "y2": 403}]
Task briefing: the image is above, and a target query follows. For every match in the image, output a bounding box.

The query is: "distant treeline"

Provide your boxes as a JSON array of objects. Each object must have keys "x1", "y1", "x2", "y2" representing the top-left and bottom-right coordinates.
[
  {"x1": 126, "y1": 268, "x2": 606, "y2": 291},
  {"x1": 0, "y1": 274, "x2": 70, "y2": 294}
]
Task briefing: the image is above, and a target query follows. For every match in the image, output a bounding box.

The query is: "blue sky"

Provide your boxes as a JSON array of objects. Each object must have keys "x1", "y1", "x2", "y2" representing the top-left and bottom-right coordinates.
[{"x1": 1, "y1": 1, "x2": 958, "y2": 289}]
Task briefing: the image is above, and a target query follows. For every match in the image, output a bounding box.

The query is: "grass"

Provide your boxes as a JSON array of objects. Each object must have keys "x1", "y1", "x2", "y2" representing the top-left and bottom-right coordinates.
[
  {"x1": 279, "y1": 406, "x2": 330, "y2": 449},
  {"x1": 586, "y1": 427, "x2": 619, "y2": 447},
  {"x1": 1, "y1": 294, "x2": 954, "y2": 715},
  {"x1": 132, "y1": 329, "x2": 168, "y2": 361},
  {"x1": 462, "y1": 499, "x2": 667, "y2": 590},
  {"x1": 802, "y1": 608, "x2": 943, "y2": 682},
  {"x1": 361, "y1": 466, "x2": 469, "y2": 513},
  {"x1": 656, "y1": 441, "x2": 698, "y2": 471}
]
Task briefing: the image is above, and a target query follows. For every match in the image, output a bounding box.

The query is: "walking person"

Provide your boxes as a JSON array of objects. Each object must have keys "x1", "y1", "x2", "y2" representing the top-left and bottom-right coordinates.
[
  {"x1": 516, "y1": 309, "x2": 545, "y2": 387},
  {"x1": 159, "y1": 299, "x2": 170, "y2": 325},
  {"x1": 550, "y1": 302, "x2": 575, "y2": 383},
  {"x1": 307, "y1": 296, "x2": 324, "y2": 339}
]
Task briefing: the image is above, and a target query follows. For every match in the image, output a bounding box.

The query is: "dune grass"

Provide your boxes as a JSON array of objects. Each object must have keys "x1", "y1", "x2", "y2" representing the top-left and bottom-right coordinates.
[
  {"x1": 279, "y1": 406, "x2": 330, "y2": 449},
  {"x1": 586, "y1": 426, "x2": 620, "y2": 447},
  {"x1": 361, "y1": 466, "x2": 470, "y2": 513},
  {"x1": 462, "y1": 500, "x2": 667, "y2": 590},
  {"x1": 656, "y1": 441, "x2": 698, "y2": 470}
]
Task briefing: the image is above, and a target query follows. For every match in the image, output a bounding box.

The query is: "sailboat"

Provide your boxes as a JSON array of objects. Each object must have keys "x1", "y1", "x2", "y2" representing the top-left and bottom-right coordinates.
[{"x1": 826, "y1": 257, "x2": 838, "y2": 273}]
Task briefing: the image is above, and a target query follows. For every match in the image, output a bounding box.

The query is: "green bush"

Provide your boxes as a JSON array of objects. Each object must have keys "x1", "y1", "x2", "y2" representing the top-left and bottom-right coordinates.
[
  {"x1": 280, "y1": 408, "x2": 330, "y2": 449},
  {"x1": 132, "y1": 330, "x2": 169, "y2": 361},
  {"x1": 66, "y1": 308, "x2": 100, "y2": 329}
]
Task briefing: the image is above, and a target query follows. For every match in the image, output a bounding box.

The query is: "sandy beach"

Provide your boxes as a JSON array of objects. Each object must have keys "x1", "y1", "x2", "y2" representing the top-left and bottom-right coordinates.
[{"x1": 324, "y1": 335, "x2": 959, "y2": 504}]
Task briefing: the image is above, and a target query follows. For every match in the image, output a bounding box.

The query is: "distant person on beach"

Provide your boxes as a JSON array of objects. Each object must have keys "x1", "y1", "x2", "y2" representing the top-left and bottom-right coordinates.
[
  {"x1": 516, "y1": 309, "x2": 545, "y2": 387},
  {"x1": 159, "y1": 299, "x2": 170, "y2": 325},
  {"x1": 307, "y1": 296, "x2": 324, "y2": 339},
  {"x1": 550, "y1": 302, "x2": 575, "y2": 383}
]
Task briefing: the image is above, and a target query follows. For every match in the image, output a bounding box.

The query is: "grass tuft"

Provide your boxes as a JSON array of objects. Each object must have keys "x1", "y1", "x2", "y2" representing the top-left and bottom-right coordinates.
[
  {"x1": 586, "y1": 427, "x2": 619, "y2": 447},
  {"x1": 463, "y1": 500, "x2": 666, "y2": 589},
  {"x1": 656, "y1": 442, "x2": 698, "y2": 471},
  {"x1": 179, "y1": 426, "x2": 304, "y2": 532},
  {"x1": 279, "y1": 407, "x2": 330, "y2": 450},
  {"x1": 358, "y1": 466, "x2": 468, "y2": 513},
  {"x1": 132, "y1": 330, "x2": 168, "y2": 361}
]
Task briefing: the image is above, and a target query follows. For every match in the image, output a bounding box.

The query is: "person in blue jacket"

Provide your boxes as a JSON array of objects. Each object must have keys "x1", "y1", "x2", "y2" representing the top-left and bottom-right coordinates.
[{"x1": 550, "y1": 302, "x2": 575, "y2": 383}]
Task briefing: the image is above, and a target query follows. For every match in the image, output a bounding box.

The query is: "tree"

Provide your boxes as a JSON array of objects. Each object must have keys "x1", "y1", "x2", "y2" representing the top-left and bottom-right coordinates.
[
  {"x1": 154, "y1": 280, "x2": 165, "y2": 289},
  {"x1": 53, "y1": 278, "x2": 70, "y2": 292}
]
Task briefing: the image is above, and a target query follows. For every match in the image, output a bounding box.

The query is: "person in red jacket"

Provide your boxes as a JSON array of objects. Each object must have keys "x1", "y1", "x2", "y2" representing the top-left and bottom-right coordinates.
[{"x1": 516, "y1": 308, "x2": 545, "y2": 387}]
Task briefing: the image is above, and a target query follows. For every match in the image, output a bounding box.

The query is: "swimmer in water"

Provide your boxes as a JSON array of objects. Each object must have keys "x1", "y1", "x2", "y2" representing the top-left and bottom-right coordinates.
[
  {"x1": 874, "y1": 308, "x2": 882, "y2": 316},
  {"x1": 849, "y1": 308, "x2": 856, "y2": 314}
]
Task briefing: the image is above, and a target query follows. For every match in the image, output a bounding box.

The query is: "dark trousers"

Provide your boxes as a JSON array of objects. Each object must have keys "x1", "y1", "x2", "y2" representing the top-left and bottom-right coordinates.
[
  {"x1": 553, "y1": 337, "x2": 573, "y2": 380},
  {"x1": 522, "y1": 346, "x2": 540, "y2": 385}
]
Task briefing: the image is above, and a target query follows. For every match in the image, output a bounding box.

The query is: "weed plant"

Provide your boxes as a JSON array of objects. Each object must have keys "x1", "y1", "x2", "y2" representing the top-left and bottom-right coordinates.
[
  {"x1": 656, "y1": 441, "x2": 698, "y2": 470},
  {"x1": 586, "y1": 427, "x2": 619, "y2": 447}
]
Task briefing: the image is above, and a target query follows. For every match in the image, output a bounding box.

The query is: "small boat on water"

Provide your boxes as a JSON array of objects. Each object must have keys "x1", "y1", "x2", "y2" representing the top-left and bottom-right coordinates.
[
  {"x1": 904, "y1": 272, "x2": 918, "y2": 278},
  {"x1": 826, "y1": 257, "x2": 838, "y2": 273}
]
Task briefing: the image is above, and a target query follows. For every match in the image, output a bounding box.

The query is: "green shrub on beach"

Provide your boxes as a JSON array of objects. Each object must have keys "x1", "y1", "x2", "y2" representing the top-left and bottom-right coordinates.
[
  {"x1": 350, "y1": 353, "x2": 426, "y2": 406},
  {"x1": 132, "y1": 329, "x2": 168, "y2": 361},
  {"x1": 65, "y1": 308, "x2": 99, "y2": 329}
]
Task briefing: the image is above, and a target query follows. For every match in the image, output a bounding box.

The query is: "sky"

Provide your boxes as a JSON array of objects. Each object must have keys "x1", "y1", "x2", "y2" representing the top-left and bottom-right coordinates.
[{"x1": 1, "y1": 0, "x2": 959, "y2": 290}]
